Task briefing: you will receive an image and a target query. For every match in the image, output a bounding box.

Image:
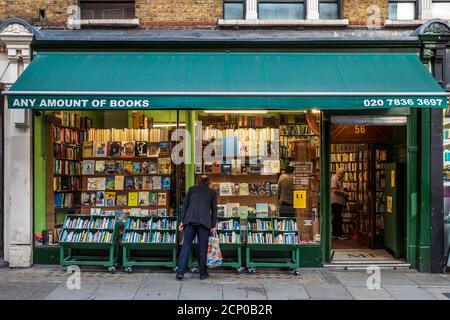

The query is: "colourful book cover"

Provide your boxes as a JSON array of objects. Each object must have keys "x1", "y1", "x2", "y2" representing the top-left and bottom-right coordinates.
[
  {"x1": 162, "y1": 177, "x2": 171, "y2": 190},
  {"x1": 157, "y1": 208, "x2": 167, "y2": 216},
  {"x1": 149, "y1": 192, "x2": 157, "y2": 206},
  {"x1": 132, "y1": 162, "x2": 141, "y2": 174},
  {"x1": 128, "y1": 192, "x2": 138, "y2": 207},
  {"x1": 149, "y1": 161, "x2": 158, "y2": 174},
  {"x1": 135, "y1": 141, "x2": 148, "y2": 157},
  {"x1": 231, "y1": 183, "x2": 240, "y2": 196},
  {"x1": 114, "y1": 160, "x2": 123, "y2": 174},
  {"x1": 121, "y1": 141, "x2": 135, "y2": 157},
  {"x1": 105, "y1": 192, "x2": 116, "y2": 206},
  {"x1": 219, "y1": 183, "x2": 232, "y2": 196},
  {"x1": 104, "y1": 160, "x2": 116, "y2": 174},
  {"x1": 81, "y1": 193, "x2": 91, "y2": 206},
  {"x1": 82, "y1": 141, "x2": 94, "y2": 158},
  {"x1": 82, "y1": 160, "x2": 95, "y2": 175},
  {"x1": 134, "y1": 176, "x2": 143, "y2": 190},
  {"x1": 123, "y1": 161, "x2": 133, "y2": 174},
  {"x1": 115, "y1": 175, "x2": 124, "y2": 191},
  {"x1": 256, "y1": 203, "x2": 269, "y2": 217},
  {"x1": 152, "y1": 176, "x2": 162, "y2": 190},
  {"x1": 142, "y1": 176, "x2": 152, "y2": 190},
  {"x1": 105, "y1": 176, "x2": 115, "y2": 191},
  {"x1": 94, "y1": 142, "x2": 107, "y2": 157},
  {"x1": 95, "y1": 191, "x2": 105, "y2": 206},
  {"x1": 239, "y1": 206, "x2": 249, "y2": 219},
  {"x1": 95, "y1": 160, "x2": 105, "y2": 174},
  {"x1": 108, "y1": 141, "x2": 122, "y2": 157},
  {"x1": 226, "y1": 203, "x2": 240, "y2": 217},
  {"x1": 140, "y1": 161, "x2": 149, "y2": 174},
  {"x1": 116, "y1": 194, "x2": 128, "y2": 207},
  {"x1": 124, "y1": 176, "x2": 134, "y2": 190},
  {"x1": 158, "y1": 158, "x2": 171, "y2": 174},
  {"x1": 139, "y1": 191, "x2": 150, "y2": 206},
  {"x1": 148, "y1": 143, "x2": 160, "y2": 158},
  {"x1": 217, "y1": 204, "x2": 226, "y2": 217},
  {"x1": 157, "y1": 193, "x2": 167, "y2": 206},
  {"x1": 239, "y1": 183, "x2": 249, "y2": 196},
  {"x1": 87, "y1": 177, "x2": 106, "y2": 191}
]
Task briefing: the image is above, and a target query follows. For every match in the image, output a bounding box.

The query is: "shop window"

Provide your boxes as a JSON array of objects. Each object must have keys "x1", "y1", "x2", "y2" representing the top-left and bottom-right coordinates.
[
  {"x1": 80, "y1": 0, "x2": 136, "y2": 19},
  {"x1": 224, "y1": 0, "x2": 245, "y2": 20},
  {"x1": 258, "y1": 0, "x2": 306, "y2": 20},
  {"x1": 319, "y1": 0, "x2": 340, "y2": 19},
  {"x1": 432, "y1": 0, "x2": 450, "y2": 19},
  {"x1": 388, "y1": 0, "x2": 417, "y2": 20}
]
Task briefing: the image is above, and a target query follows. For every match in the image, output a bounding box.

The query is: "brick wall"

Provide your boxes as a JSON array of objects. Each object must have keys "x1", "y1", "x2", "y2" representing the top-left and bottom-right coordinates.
[
  {"x1": 0, "y1": 0, "x2": 76, "y2": 27},
  {"x1": 342, "y1": 0, "x2": 389, "y2": 27},
  {"x1": 136, "y1": 0, "x2": 223, "y2": 29}
]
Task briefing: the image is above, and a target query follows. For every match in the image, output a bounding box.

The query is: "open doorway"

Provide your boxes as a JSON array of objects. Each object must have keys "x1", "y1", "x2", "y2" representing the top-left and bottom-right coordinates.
[{"x1": 329, "y1": 122, "x2": 407, "y2": 265}]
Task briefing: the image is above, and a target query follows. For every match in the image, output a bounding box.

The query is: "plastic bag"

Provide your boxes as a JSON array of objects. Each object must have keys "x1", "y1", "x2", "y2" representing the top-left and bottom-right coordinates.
[{"x1": 207, "y1": 231, "x2": 223, "y2": 268}]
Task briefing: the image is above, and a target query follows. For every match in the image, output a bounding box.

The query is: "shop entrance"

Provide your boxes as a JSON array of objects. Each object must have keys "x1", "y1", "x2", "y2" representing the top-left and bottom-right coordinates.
[{"x1": 329, "y1": 120, "x2": 408, "y2": 266}]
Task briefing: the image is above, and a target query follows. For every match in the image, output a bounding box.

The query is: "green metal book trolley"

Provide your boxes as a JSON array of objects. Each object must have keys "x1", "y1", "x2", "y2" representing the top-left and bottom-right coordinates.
[
  {"x1": 246, "y1": 217, "x2": 300, "y2": 275},
  {"x1": 122, "y1": 215, "x2": 178, "y2": 273},
  {"x1": 187, "y1": 217, "x2": 244, "y2": 274},
  {"x1": 59, "y1": 214, "x2": 119, "y2": 274}
]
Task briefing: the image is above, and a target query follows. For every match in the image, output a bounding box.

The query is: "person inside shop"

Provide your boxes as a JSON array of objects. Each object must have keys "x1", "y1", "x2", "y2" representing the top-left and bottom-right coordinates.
[
  {"x1": 278, "y1": 165, "x2": 295, "y2": 217},
  {"x1": 176, "y1": 175, "x2": 218, "y2": 280},
  {"x1": 331, "y1": 167, "x2": 349, "y2": 239}
]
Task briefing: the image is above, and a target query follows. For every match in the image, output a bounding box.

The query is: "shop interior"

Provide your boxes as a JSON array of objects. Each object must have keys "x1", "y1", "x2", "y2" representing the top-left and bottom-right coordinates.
[{"x1": 330, "y1": 124, "x2": 407, "y2": 264}]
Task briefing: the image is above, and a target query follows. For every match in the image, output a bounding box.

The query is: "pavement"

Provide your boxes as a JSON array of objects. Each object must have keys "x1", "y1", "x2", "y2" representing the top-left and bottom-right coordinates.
[{"x1": 0, "y1": 264, "x2": 449, "y2": 300}]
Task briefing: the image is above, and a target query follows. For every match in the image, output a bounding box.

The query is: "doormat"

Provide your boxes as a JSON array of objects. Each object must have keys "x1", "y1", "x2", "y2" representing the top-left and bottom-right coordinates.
[{"x1": 331, "y1": 249, "x2": 400, "y2": 262}]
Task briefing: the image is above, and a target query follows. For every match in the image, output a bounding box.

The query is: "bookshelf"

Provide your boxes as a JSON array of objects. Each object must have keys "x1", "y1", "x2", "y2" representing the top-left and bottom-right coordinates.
[
  {"x1": 59, "y1": 214, "x2": 119, "y2": 273},
  {"x1": 245, "y1": 217, "x2": 300, "y2": 274},
  {"x1": 373, "y1": 146, "x2": 387, "y2": 248},
  {"x1": 188, "y1": 217, "x2": 243, "y2": 273},
  {"x1": 45, "y1": 112, "x2": 89, "y2": 244},
  {"x1": 122, "y1": 216, "x2": 178, "y2": 272}
]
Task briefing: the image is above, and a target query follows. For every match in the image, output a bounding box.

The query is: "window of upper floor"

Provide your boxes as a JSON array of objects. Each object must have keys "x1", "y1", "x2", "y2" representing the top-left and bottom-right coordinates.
[
  {"x1": 432, "y1": 0, "x2": 450, "y2": 19},
  {"x1": 319, "y1": 0, "x2": 340, "y2": 19},
  {"x1": 388, "y1": 0, "x2": 417, "y2": 20},
  {"x1": 79, "y1": 0, "x2": 136, "y2": 19}
]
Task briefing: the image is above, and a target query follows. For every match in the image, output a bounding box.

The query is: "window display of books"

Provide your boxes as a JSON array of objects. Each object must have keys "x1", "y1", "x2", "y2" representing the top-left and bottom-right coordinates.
[
  {"x1": 247, "y1": 217, "x2": 300, "y2": 245},
  {"x1": 217, "y1": 217, "x2": 241, "y2": 244},
  {"x1": 122, "y1": 216, "x2": 177, "y2": 244},
  {"x1": 59, "y1": 215, "x2": 116, "y2": 243}
]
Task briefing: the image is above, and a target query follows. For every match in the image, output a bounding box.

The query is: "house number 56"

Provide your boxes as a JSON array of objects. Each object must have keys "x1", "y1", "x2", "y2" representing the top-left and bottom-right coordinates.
[{"x1": 355, "y1": 125, "x2": 366, "y2": 134}]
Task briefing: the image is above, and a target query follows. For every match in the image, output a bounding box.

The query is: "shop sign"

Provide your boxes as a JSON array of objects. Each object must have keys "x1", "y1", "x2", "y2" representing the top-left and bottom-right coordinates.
[{"x1": 9, "y1": 97, "x2": 152, "y2": 109}]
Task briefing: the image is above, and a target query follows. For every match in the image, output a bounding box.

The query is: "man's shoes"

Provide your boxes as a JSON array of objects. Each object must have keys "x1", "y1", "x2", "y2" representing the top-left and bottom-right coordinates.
[
  {"x1": 199, "y1": 273, "x2": 209, "y2": 280},
  {"x1": 176, "y1": 273, "x2": 184, "y2": 280}
]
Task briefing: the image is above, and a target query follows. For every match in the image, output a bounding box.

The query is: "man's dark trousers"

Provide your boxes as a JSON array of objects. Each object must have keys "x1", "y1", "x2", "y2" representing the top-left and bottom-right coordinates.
[{"x1": 177, "y1": 223, "x2": 210, "y2": 277}]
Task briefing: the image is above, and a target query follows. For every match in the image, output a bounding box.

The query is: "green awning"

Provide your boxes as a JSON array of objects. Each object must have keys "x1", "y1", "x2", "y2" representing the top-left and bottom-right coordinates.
[{"x1": 4, "y1": 52, "x2": 448, "y2": 110}]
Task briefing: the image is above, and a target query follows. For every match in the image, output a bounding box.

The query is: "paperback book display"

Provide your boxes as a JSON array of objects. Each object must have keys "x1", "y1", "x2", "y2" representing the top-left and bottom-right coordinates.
[
  {"x1": 59, "y1": 215, "x2": 116, "y2": 243},
  {"x1": 247, "y1": 217, "x2": 300, "y2": 245},
  {"x1": 123, "y1": 216, "x2": 177, "y2": 243}
]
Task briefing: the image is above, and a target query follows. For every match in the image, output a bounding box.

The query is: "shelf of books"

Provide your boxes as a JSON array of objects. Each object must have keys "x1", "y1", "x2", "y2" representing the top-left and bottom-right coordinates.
[
  {"x1": 188, "y1": 217, "x2": 243, "y2": 272},
  {"x1": 122, "y1": 216, "x2": 178, "y2": 271},
  {"x1": 59, "y1": 214, "x2": 119, "y2": 272},
  {"x1": 374, "y1": 146, "x2": 387, "y2": 247},
  {"x1": 45, "y1": 112, "x2": 90, "y2": 246},
  {"x1": 245, "y1": 217, "x2": 300, "y2": 270}
]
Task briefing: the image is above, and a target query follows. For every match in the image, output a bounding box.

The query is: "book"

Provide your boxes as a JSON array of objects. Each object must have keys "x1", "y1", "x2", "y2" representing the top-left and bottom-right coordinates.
[
  {"x1": 90, "y1": 208, "x2": 101, "y2": 215},
  {"x1": 159, "y1": 142, "x2": 170, "y2": 154},
  {"x1": 149, "y1": 161, "x2": 158, "y2": 174},
  {"x1": 81, "y1": 192, "x2": 91, "y2": 206},
  {"x1": 231, "y1": 183, "x2": 240, "y2": 196},
  {"x1": 158, "y1": 158, "x2": 171, "y2": 174},
  {"x1": 256, "y1": 203, "x2": 269, "y2": 217},
  {"x1": 258, "y1": 183, "x2": 268, "y2": 195},
  {"x1": 149, "y1": 209, "x2": 158, "y2": 216},
  {"x1": 132, "y1": 162, "x2": 141, "y2": 174},
  {"x1": 105, "y1": 192, "x2": 116, "y2": 206},
  {"x1": 219, "y1": 183, "x2": 233, "y2": 196},
  {"x1": 212, "y1": 161, "x2": 222, "y2": 174},
  {"x1": 134, "y1": 176, "x2": 143, "y2": 190},
  {"x1": 104, "y1": 160, "x2": 116, "y2": 174},
  {"x1": 123, "y1": 209, "x2": 131, "y2": 219},
  {"x1": 87, "y1": 177, "x2": 106, "y2": 191},
  {"x1": 123, "y1": 161, "x2": 133, "y2": 174},
  {"x1": 117, "y1": 194, "x2": 128, "y2": 207},
  {"x1": 105, "y1": 176, "x2": 115, "y2": 190},
  {"x1": 148, "y1": 143, "x2": 160, "y2": 157},
  {"x1": 158, "y1": 193, "x2": 167, "y2": 206},
  {"x1": 139, "y1": 191, "x2": 150, "y2": 206},
  {"x1": 96, "y1": 191, "x2": 105, "y2": 206},
  {"x1": 140, "y1": 161, "x2": 149, "y2": 174},
  {"x1": 94, "y1": 142, "x2": 107, "y2": 157},
  {"x1": 149, "y1": 192, "x2": 157, "y2": 206},
  {"x1": 217, "y1": 204, "x2": 226, "y2": 217},
  {"x1": 128, "y1": 192, "x2": 138, "y2": 206},
  {"x1": 108, "y1": 142, "x2": 121, "y2": 157},
  {"x1": 142, "y1": 176, "x2": 152, "y2": 190},
  {"x1": 270, "y1": 184, "x2": 278, "y2": 196},
  {"x1": 249, "y1": 183, "x2": 258, "y2": 195},
  {"x1": 131, "y1": 208, "x2": 141, "y2": 216},
  {"x1": 124, "y1": 176, "x2": 134, "y2": 190},
  {"x1": 157, "y1": 208, "x2": 167, "y2": 216},
  {"x1": 269, "y1": 204, "x2": 278, "y2": 217},
  {"x1": 82, "y1": 141, "x2": 94, "y2": 158},
  {"x1": 247, "y1": 206, "x2": 256, "y2": 217},
  {"x1": 203, "y1": 162, "x2": 213, "y2": 174},
  {"x1": 152, "y1": 176, "x2": 162, "y2": 190},
  {"x1": 115, "y1": 175, "x2": 124, "y2": 191},
  {"x1": 140, "y1": 209, "x2": 149, "y2": 217},
  {"x1": 135, "y1": 141, "x2": 148, "y2": 157},
  {"x1": 89, "y1": 192, "x2": 97, "y2": 206},
  {"x1": 231, "y1": 159, "x2": 241, "y2": 175},
  {"x1": 221, "y1": 163, "x2": 232, "y2": 175},
  {"x1": 121, "y1": 141, "x2": 135, "y2": 157},
  {"x1": 162, "y1": 177, "x2": 171, "y2": 190},
  {"x1": 82, "y1": 160, "x2": 95, "y2": 175},
  {"x1": 239, "y1": 183, "x2": 249, "y2": 196},
  {"x1": 114, "y1": 160, "x2": 123, "y2": 174},
  {"x1": 239, "y1": 206, "x2": 249, "y2": 219},
  {"x1": 226, "y1": 203, "x2": 240, "y2": 217},
  {"x1": 115, "y1": 210, "x2": 124, "y2": 223},
  {"x1": 95, "y1": 160, "x2": 105, "y2": 174}
]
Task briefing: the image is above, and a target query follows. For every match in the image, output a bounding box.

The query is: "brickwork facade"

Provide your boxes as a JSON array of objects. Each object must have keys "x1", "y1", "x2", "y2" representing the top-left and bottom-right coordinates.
[{"x1": 342, "y1": 0, "x2": 389, "y2": 27}]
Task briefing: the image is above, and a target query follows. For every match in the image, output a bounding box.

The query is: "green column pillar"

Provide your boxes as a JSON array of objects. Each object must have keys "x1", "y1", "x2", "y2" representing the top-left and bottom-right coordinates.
[
  {"x1": 320, "y1": 113, "x2": 331, "y2": 264},
  {"x1": 185, "y1": 111, "x2": 196, "y2": 191}
]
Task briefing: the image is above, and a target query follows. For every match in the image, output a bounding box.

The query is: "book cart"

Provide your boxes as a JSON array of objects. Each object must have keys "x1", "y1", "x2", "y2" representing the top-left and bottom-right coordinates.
[
  {"x1": 122, "y1": 216, "x2": 178, "y2": 273},
  {"x1": 245, "y1": 217, "x2": 300, "y2": 275},
  {"x1": 59, "y1": 214, "x2": 119, "y2": 273},
  {"x1": 187, "y1": 217, "x2": 244, "y2": 274}
]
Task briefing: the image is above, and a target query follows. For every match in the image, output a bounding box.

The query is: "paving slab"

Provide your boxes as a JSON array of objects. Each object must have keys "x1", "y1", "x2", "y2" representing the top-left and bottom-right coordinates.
[
  {"x1": 0, "y1": 282, "x2": 59, "y2": 300},
  {"x1": 421, "y1": 286, "x2": 450, "y2": 300},
  {"x1": 331, "y1": 270, "x2": 417, "y2": 286},
  {"x1": 44, "y1": 284, "x2": 99, "y2": 300},
  {"x1": 344, "y1": 286, "x2": 394, "y2": 300},
  {"x1": 88, "y1": 283, "x2": 140, "y2": 300},
  {"x1": 403, "y1": 273, "x2": 450, "y2": 286},
  {"x1": 304, "y1": 284, "x2": 353, "y2": 300},
  {"x1": 134, "y1": 281, "x2": 182, "y2": 300},
  {"x1": 178, "y1": 282, "x2": 223, "y2": 300},
  {"x1": 264, "y1": 284, "x2": 309, "y2": 300},
  {"x1": 383, "y1": 285, "x2": 436, "y2": 300},
  {"x1": 222, "y1": 284, "x2": 267, "y2": 300}
]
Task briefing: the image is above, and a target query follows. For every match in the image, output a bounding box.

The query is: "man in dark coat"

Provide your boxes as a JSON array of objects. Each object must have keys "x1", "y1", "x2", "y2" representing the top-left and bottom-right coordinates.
[{"x1": 176, "y1": 175, "x2": 218, "y2": 280}]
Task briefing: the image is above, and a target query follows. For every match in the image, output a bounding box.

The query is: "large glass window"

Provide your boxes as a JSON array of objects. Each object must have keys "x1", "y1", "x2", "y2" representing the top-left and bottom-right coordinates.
[
  {"x1": 80, "y1": 1, "x2": 136, "y2": 19},
  {"x1": 388, "y1": 0, "x2": 416, "y2": 20},
  {"x1": 224, "y1": 0, "x2": 245, "y2": 19},
  {"x1": 432, "y1": 0, "x2": 450, "y2": 19},
  {"x1": 319, "y1": 0, "x2": 339, "y2": 19},
  {"x1": 258, "y1": 0, "x2": 306, "y2": 20}
]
